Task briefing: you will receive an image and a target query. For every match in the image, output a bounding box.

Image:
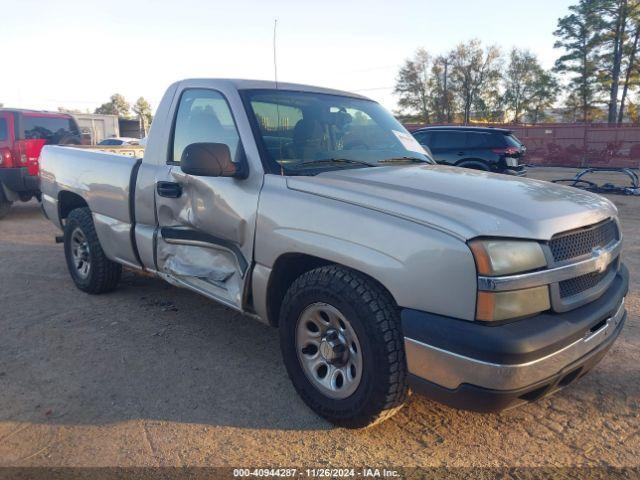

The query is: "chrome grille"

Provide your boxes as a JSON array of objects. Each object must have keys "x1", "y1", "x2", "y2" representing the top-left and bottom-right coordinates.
[
  {"x1": 559, "y1": 261, "x2": 616, "y2": 298},
  {"x1": 549, "y1": 219, "x2": 619, "y2": 263}
]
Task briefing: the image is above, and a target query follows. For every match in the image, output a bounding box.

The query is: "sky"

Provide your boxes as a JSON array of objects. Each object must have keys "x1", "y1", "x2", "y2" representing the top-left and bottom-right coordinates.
[{"x1": 1, "y1": 0, "x2": 575, "y2": 114}]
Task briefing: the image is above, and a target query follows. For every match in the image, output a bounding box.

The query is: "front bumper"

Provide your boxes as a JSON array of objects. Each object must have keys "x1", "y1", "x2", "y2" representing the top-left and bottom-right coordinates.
[
  {"x1": 403, "y1": 265, "x2": 628, "y2": 412},
  {"x1": 0, "y1": 167, "x2": 39, "y2": 196}
]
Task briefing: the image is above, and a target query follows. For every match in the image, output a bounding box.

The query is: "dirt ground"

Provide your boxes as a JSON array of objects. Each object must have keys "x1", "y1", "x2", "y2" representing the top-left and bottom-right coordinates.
[{"x1": 0, "y1": 167, "x2": 638, "y2": 470}]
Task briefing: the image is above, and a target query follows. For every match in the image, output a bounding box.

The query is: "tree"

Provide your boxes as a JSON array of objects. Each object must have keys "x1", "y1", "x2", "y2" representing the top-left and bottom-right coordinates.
[
  {"x1": 554, "y1": 0, "x2": 604, "y2": 122},
  {"x1": 593, "y1": 0, "x2": 640, "y2": 122},
  {"x1": 429, "y1": 55, "x2": 456, "y2": 122},
  {"x1": 394, "y1": 48, "x2": 432, "y2": 123},
  {"x1": 527, "y1": 71, "x2": 560, "y2": 123},
  {"x1": 94, "y1": 94, "x2": 131, "y2": 118},
  {"x1": 504, "y1": 49, "x2": 559, "y2": 123},
  {"x1": 133, "y1": 97, "x2": 153, "y2": 137},
  {"x1": 448, "y1": 39, "x2": 502, "y2": 124},
  {"x1": 618, "y1": 10, "x2": 640, "y2": 121},
  {"x1": 504, "y1": 49, "x2": 540, "y2": 122}
]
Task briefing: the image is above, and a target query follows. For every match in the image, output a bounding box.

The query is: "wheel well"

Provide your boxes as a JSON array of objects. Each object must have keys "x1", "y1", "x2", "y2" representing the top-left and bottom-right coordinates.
[
  {"x1": 265, "y1": 253, "x2": 397, "y2": 327},
  {"x1": 58, "y1": 191, "x2": 89, "y2": 222}
]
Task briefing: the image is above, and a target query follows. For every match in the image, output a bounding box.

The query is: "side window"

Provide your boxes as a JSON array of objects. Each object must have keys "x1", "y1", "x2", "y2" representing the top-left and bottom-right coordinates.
[
  {"x1": 172, "y1": 89, "x2": 241, "y2": 164},
  {"x1": 431, "y1": 131, "x2": 465, "y2": 149},
  {"x1": 0, "y1": 118, "x2": 7, "y2": 142},
  {"x1": 465, "y1": 132, "x2": 492, "y2": 148},
  {"x1": 413, "y1": 131, "x2": 432, "y2": 146},
  {"x1": 21, "y1": 116, "x2": 79, "y2": 144}
]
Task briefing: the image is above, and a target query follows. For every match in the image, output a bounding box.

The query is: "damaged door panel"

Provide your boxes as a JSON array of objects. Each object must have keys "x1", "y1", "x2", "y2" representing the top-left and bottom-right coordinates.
[
  {"x1": 158, "y1": 241, "x2": 243, "y2": 308},
  {"x1": 153, "y1": 87, "x2": 260, "y2": 310}
]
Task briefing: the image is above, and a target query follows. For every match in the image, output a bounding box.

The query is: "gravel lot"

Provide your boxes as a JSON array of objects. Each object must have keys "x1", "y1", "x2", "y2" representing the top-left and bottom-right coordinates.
[{"x1": 0, "y1": 167, "x2": 638, "y2": 470}]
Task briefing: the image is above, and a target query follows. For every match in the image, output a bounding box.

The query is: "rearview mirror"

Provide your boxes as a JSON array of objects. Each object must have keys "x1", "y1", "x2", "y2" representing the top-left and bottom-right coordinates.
[{"x1": 180, "y1": 143, "x2": 238, "y2": 177}]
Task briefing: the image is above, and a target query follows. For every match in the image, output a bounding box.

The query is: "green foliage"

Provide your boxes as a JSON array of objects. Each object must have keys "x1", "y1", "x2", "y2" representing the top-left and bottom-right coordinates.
[
  {"x1": 428, "y1": 55, "x2": 456, "y2": 122},
  {"x1": 553, "y1": 0, "x2": 640, "y2": 123},
  {"x1": 133, "y1": 97, "x2": 153, "y2": 136},
  {"x1": 394, "y1": 48, "x2": 432, "y2": 123},
  {"x1": 553, "y1": 0, "x2": 604, "y2": 122},
  {"x1": 504, "y1": 49, "x2": 559, "y2": 123},
  {"x1": 394, "y1": 40, "x2": 504, "y2": 124},
  {"x1": 94, "y1": 94, "x2": 131, "y2": 118},
  {"x1": 449, "y1": 40, "x2": 502, "y2": 124}
]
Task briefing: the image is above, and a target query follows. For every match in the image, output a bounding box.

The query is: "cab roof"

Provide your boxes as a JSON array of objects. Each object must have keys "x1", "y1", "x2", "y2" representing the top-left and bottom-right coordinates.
[{"x1": 176, "y1": 78, "x2": 372, "y2": 101}]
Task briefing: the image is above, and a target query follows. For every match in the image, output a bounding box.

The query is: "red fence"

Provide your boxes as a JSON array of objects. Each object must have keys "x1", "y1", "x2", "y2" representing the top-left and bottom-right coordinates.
[{"x1": 405, "y1": 123, "x2": 640, "y2": 168}]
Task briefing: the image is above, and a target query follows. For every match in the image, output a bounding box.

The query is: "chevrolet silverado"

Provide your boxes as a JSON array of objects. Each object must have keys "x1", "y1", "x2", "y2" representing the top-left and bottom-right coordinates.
[{"x1": 39, "y1": 79, "x2": 628, "y2": 427}]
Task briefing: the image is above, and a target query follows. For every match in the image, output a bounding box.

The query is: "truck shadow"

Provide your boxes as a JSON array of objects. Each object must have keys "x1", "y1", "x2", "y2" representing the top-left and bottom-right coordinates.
[{"x1": 0, "y1": 267, "x2": 335, "y2": 430}]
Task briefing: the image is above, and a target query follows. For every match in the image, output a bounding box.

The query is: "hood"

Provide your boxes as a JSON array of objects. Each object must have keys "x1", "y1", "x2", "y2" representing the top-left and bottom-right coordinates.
[{"x1": 286, "y1": 165, "x2": 617, "y2": 241}]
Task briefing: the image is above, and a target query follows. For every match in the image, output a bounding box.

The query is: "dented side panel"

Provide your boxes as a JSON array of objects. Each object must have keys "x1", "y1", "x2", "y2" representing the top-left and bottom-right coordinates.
[{"x1": 151, "y1": 81, "x2": 266, "y2": 311}]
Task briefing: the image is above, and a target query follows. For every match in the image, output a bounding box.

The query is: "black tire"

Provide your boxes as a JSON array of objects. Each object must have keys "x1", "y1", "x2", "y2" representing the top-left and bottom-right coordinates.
[
  {"x1": 63, "y1": 207, "x2": 122, "y2": 294},
  {"x1": 279, "y1": 265, "x2": 408, "y2": 428},
  {"x1": 0, "y1": 200, "x2": 11, "y2": 220}
]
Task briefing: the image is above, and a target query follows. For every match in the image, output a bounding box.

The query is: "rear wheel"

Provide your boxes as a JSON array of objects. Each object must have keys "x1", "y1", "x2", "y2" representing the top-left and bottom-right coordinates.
[
  {"x1": 279, "y1": 265, "x2": 408, "y2": 428},
  {"x1": 63, "y1": 207, "x2": 122, "y2": 294}
]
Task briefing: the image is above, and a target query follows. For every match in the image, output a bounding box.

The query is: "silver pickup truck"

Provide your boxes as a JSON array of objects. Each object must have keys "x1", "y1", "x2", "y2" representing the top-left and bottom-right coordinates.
[{"x1": 40, "y1": 79, "x2": 628, "y2": 427}]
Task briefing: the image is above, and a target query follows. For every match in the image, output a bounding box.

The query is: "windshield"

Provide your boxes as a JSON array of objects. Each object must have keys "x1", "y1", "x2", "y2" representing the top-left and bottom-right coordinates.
[{"x1": 243, "y1": 89, "x2": 434, "y2": 174}]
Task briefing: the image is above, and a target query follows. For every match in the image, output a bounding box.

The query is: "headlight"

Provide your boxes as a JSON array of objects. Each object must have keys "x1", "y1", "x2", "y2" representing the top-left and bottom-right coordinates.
[
  {"x1": 469, "y1": 239, "x2": 547, "y2": 276},
  {"x1": 469, "y1": 239, "x2": 550, "y2": 321}
]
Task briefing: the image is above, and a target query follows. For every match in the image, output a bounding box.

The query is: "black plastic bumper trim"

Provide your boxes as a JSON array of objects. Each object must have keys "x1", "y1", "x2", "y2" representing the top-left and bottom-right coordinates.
[
  {"x1": 401, "y1": 264, "x2": 628, "y2": 365},
  {"x1": 408, "y1": 312, "x2": 625, "y2": 412},
  {"x1": 0, "y1": 167, "x2": 39, "y2": 194}
]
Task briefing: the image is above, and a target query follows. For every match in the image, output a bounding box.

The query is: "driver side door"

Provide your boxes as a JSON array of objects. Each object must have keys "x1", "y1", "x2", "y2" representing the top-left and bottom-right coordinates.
[{"x1": 154, "y1": 88, "x2": 260, "y2": 310}]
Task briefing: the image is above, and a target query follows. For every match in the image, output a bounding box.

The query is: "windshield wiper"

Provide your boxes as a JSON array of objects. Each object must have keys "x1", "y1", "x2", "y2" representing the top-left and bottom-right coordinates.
[
  {"x1": 378, "y1": 156, "x2": 433, "y2": 164},
  {"x1": 291, "y1": 158, "x2": 377, "y2": 169}
]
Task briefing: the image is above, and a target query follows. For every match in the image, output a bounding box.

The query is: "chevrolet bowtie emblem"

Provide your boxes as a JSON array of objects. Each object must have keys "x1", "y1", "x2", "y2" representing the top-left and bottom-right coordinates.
[{"x1": 592, "y1": 247, "x2": 608, "y2": 273}]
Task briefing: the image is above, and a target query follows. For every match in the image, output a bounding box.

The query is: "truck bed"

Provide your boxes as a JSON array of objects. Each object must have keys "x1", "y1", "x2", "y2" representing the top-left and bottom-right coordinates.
[{"x1": 40, "y1": 145, "x2": 142, "y2": 267}]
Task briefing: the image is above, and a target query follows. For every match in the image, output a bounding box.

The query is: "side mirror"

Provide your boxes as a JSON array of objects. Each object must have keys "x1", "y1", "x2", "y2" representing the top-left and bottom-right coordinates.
[{"x1": 180, "y1": 142, "x2": 238, "y2": 177}]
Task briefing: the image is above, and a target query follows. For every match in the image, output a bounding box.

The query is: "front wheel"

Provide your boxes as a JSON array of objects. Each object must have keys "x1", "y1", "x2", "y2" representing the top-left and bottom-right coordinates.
[
  {"x1": 279, "y1": 265, "x2": 408, "y2": 428},
  {"x1": 63, "y1": 207, "x2": 122, "y2": 294}
]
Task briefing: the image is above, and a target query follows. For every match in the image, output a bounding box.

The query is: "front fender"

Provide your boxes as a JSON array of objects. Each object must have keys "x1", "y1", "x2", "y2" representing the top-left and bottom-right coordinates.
[{"x1": 254, "y1": 176, "x2": 478, "y2": 321}]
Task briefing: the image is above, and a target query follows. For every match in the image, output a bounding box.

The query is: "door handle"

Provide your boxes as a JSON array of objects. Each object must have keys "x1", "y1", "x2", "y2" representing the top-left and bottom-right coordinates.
[
  {"x1": 457, "y1": 151, "x2": 466, "y2": 156},
  {"x1": 157, "y1": 181, "x2": 182, "y2": 198}
]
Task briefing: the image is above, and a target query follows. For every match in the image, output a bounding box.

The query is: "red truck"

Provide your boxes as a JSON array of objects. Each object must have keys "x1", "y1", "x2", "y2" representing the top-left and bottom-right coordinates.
[{"x1": 0, "y1": 109, "x2": 82, "y2": 218}]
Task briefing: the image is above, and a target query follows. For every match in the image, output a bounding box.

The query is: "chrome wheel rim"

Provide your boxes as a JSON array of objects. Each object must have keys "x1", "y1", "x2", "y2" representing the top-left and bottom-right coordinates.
[
  {"x1": 70, "y1": 227, "x2": 91, "y2": 279},
  {"x1": 295, "y1": 303, "x2": 363, "y2": 399}
]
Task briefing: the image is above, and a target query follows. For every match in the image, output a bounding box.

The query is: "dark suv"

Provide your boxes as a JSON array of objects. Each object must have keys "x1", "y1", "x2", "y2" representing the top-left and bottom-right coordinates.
[{"x1": 412, "y1": 126, "x2": 527, "y2": 176}]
